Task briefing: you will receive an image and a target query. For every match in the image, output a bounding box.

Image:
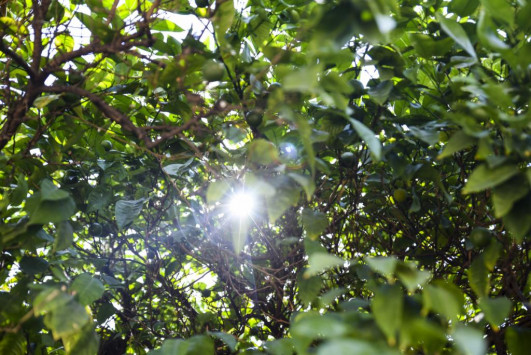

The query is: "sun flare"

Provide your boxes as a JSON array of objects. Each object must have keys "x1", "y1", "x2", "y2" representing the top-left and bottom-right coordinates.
[{"x1": 227, "y1": 191, "x2": 256, "y2": 218}]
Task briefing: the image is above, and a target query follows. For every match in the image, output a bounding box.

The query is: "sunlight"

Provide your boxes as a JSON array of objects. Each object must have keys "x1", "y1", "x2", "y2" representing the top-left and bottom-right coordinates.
[{"x1": 227, "y1": 191, "x2": 256, "y2": 218}]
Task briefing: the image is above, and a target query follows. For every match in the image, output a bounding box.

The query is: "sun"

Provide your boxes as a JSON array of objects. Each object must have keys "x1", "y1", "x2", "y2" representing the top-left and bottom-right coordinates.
[{"x1": 227, "y1": 191, "x2": 256, "y2": 218}]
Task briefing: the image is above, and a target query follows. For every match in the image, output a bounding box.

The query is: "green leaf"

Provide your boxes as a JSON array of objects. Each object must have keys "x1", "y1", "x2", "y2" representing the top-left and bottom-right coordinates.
[
  {"x1": 34, "y1": 288, "x2": 73, "y2": 315},
  {"x1": 96, "y1": 302, "x2": 116, "y2": 324},
  {"x1": 366, "y1": 256, "x2": 398, "y2": 279},
  {"x1": 44, "y1": 300, "x2": 90, "y2": 340},
  {"x1": 28, "y1": 180, "x2": 76, "y2": 225},
  {"x1": 163, "y1": 159, "x2": 194, "y2": 176},
  {"x1": 0, "y1": 333, "x2": 26, "y2": 355},
  {"x1": 436, "y1": 14, "x2": 477, "y2": 59},
  {"x1": 19, "y1": 256, "x2": 49, "y2": 275},
  {"x1": 503, "y1": 194, "x2": 531, "y2": 242},
  {"x1": 372, "y1": 285, "x2": 403, "y2": 346},
  {"x1": 438, "y1": 130, "x2": 475, "y2": 159},
  {"x1": 266, "y1": 179, "x2": 301, "y2": 223},
  {"x1": 479, "y1": 297, "x2": 511, "y2": 328},
  {"x1": 288, "y1": 173, "x2": 315, "y2": 200},
  {"x1": 348, "y1": 118, "x2": 382, "y2": 161},
  {"x1": 54, "y1": 221, "x2": 73, "y2": 252},
  {"x1": 367, "y1": 80, "x2": 393, "y2": 105},
  {"x1": 291, "y1": 312, "x2": 348, "y2": 339},
  {"x1": 297, "y1": 273, "x2": 322, "y2": 306},
  {"x1": 115, "y1": 198, "x2": 146, "y2": 230},
  {"x1": 34, "y1": 95, "x2": 62, "y2": 109},
  {"x1": 463, "y1": 164, "x2": 519, "y2": 194},
  {"x1": 480, "y1": 0, "x2": 514, "y2": 26},
  {"x1": 87, "y1": 185, "x2": 112, "y2": 212},
  {"x1": 41, "y1": 179, "x2": 71, "y2": 201},
  {"x1": 422, "y1": 282, "x2": 464, "y2": 321},
  {"x1": 248, "y1": 139, "x2": 279, "y2": 165},
  {"x1": 284, "y1": 65, "x2": 322, "y2": 92},
  {"x1": 448, "y1": 0, "x2": 479, "y2": 16},
  {"x1": 396, "y1": 263, "x2": 431, "y2": 292},
  {"x1": 506, "y1": 327, "x2": 531, "y2": 355},
  {"x1": 206, "y1": 180, "x2": 231, "y2": 204},
  {"x1": 317, "y1": 339, "x2": 399, "y2": 355},
  {"x1": 492, "y1": 176, "x2": 529, "y2": 217},
  {"x1": 152, "y1": 19, "x2": 183, "y2": 32},
  {"x1": 63, "y1": 324, "x2": 100, "y2": 355},
  {"x1": 212, "y1": 0, "x2": 234, "y2": 44},
  {"x1": 304, "y1": 252, "x2": 344, "y2": 278},
  {"x1": 207, "y1": 331, "x2": 236, "y2": 352},
  {"x1": 10, "y1": 174, "x2": 28, "y2": 205},
  {"x1": 70, "y1": 273, "x2": 105, "y2": 305},
  {"x1": 266, "y1": 339, "x2": 295, "y2": 355},
  {"x1": 301, "y1": 208, "x2": 328, "y2": 240},
  {"x1": 409, "y1": 33, "x2": 455, "y2": 58},
  {"x1": 230, "y1": 212, "x2": 250, "y2": 254},
  {"x1": 151, "y1": 335, "x2": 214, "y2": 355},
  {"x1": 453, "y1": 326, "x2": 486, "y2": 355},
  {"x1": 468, "y1": 256, "x2": 489, "y2": 297},
  {"x1": 477, "y1": 9, "x2": 511, "y2": 51},
  {"x1": 400, "y1": 318, "x2": 447, "y2": 354}
]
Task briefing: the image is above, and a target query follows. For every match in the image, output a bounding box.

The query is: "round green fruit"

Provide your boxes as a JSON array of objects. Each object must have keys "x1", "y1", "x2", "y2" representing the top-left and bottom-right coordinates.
[
  {"x1": 268, "y1": 82, "x2": 282, "y2": 92},
  {"x1": 201, "y1": 289, "x2": 212, "y2": 298},
  {"x1": 340, "y1": 152, "x2": 355, "y2": 166},
  {"x1": 68, "y1": 72, "x2": 84, "y2": 85},
  {"x1": 290, "y1": 9, "x2": 300, "y2": 22},
  {"x1": 245, "y1": 109, "x2": 263, "y2": 127},
  {"x1": 470, "y1": 227, "x2": 492, "y2": 248},
  {"x1": 202, "y1": 61, "x2": 225, "y2": 82},
  {"x1": 439, "y1": 131, "x2": 450, "y2": 143},
  {"x1": 393, "y1": 188, "x2": 408, "y2": 203},
  {"x1": 195, "y1": 0, "x2": 209, "y2": 7},
  {"x1": 101, "y1": 140, "x2": 113, "y2": 152},
  {"x1": 89, "y1": 222, "x2": 103, "y2": 236},
  {"x1": 349, "y1": 79, "x2": 365, "y2": 99},
  {"x1": 63, "y1": 170, "x2": 79, "y2": 185}
]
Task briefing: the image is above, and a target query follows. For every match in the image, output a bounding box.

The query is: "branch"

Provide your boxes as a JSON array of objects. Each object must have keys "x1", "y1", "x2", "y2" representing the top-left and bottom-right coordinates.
[
  {"x1": 40, "y1": 85, "x2": 148, "y2": 145},
  {"x1": 41, "y1": 36, "x2": 153, "y2": 76},
  {"x1": 0, "y1": 39, "x2": 35, "y2": 79}
]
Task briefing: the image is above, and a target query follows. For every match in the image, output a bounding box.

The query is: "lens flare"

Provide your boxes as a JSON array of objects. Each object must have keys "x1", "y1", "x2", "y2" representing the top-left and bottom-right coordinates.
[{"x1": 227, "y1": 191, "x2": 256, "y2": 218}]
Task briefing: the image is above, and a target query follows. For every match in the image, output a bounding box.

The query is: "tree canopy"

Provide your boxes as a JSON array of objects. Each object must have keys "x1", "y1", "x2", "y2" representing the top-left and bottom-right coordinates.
[{"x1": 0, "y1": 0, "x2": 530, "y2": 354}]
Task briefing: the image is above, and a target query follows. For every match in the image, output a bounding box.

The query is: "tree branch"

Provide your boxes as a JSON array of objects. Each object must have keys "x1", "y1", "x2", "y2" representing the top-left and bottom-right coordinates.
[
  {"x1": 41, "y1": 85, "x2": 149, "y2": 145},
  {"x1": 0, "y1": 39, "x2": 35, "y2": 79}
]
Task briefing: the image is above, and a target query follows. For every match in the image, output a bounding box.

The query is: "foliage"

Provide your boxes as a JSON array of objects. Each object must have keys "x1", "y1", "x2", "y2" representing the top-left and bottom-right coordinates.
[{"x1": 0, "y1": 0, "x2": 530, "y2": 354}]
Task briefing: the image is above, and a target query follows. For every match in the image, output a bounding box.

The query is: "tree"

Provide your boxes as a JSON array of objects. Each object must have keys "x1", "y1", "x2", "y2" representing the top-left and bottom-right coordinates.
[{"x1": 0, "y1": 0, "x2": 530, "y2": 353}]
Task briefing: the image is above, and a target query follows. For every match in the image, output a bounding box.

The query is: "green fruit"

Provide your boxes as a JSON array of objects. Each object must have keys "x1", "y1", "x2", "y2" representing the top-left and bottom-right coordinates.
[
  {"x1": 439, "y1": 131, "x2": 450, "y2": 143},
  {"x1": 245, "y1": 109, "x2": 263, "y2": 127},
  {"x1": 427, "y1": 22, "x2": 440, "y2": 33},
  {"x1": 349, "y1": 79, "x2": 365, "y2": 99},
  {"x1": 89, "y1": 222, "x2": 103, "y2": 236},
  {"x1": 202, "y1": 60, "x2": 225, "y2": 82},
  {"x1": 64, "y1": 170, "x2": 79, "y2": 185},
  {"x1": 268, "y1": 82, "x2": 282, "y2": 92},
  {"x1": 470, "y1": 227, "x2": 493, "y2": 248},
  {"x1": 201, "y1": 289, "x2": 211, "y2": 298},
  {"x1": 195, "y1": 0, "x2": 209, "y2": 7},
  {"x1": 290, "y1": 9, "x2": 300, "y2": 22},
  {"x1": 101, "y1": 140, "x2": 113, "y2": 151},
  {"x1": 63, "y1": 92, "x2": 80, "y2": 104},
  {"x1": 393, "y1": 188, "x2": 408, "y2": 203},
  {"x1": 340, "y1": 152, "x2": 355, "y2": 166},
  {"x1": 68, "y1": 72, "x2": 84, "y2": 85}
]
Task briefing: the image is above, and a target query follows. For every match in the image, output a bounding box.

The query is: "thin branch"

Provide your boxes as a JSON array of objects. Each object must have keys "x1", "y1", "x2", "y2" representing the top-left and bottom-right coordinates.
[
  {"x1": 0, "y1": 39, "x2": 35, "y2": 79},
  {"x1": 40, "y1": 85, "x2": 149, "y2": 145}
]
